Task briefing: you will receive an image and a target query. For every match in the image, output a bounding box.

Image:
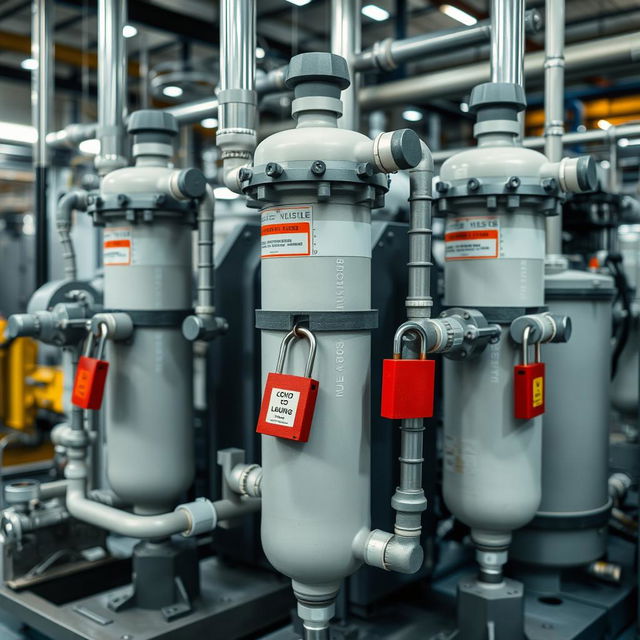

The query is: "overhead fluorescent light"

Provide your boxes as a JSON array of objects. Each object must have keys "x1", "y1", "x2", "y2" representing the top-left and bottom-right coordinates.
[
  {"x1": 256, "y1": 47, "x2": 266, "y2": 59},
  {"x1": 122, "y1": 24, "x2": 138, "y2": 38},
  {"x1": 440, "y1": 4, "x2": 477, "y2": 26},
  {"x1": 362, "y1": 4, "x2": 390, "y2": 21},
  {"x1": 402, "y1": 109, "x2": 423, "y2": 122},
  {"x1": 163, "y1": 85, "x2": 183, "y2": 98},
  {"x1": 79, "y1": 138, "x2": 101, "y2": 155},
  {"x1": 286, "y1": 0, "x2": 312, "y2": 6},
  {"x1": 214, "y1": 187, "x2": 240, "y2": 200},
  {"x1": 597, "y1": 119, "x2": 612, "y2": 131},
  {"x1": 0, "y1": 122, "x2": 37, "y2": 144},
  {"x1": 20, "y1": 58, "x2": 38, "y2": 70},
  {"x1": 200, "y1": 118, "x2": 219, "y2": 129}
]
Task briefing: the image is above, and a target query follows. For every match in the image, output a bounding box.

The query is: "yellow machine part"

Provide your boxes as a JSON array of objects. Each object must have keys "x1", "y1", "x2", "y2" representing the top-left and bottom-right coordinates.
[{"x1": 0, "y1": 316, "x2": 64, "y2": 431}]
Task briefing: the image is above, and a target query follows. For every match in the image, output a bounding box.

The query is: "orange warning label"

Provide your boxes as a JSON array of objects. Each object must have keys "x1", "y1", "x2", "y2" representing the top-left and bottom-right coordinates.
[
  {"x1": 103, "y1": 227, "x2": 132, "y2": 266},
  {"x1": 445, "y1": 229, "x2": 499, "y2": 260},
  {"x1": 261, "y1": 221, "x2": 311, "y2": 258}
]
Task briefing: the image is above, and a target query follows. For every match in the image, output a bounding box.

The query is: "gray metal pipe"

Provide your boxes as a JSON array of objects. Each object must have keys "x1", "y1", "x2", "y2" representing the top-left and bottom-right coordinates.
[
  {"x1": 32, "y1": 0, "x2": 51, "y2": 170},
  {"x1": 354, "y1": 9, "x2": 541, "y2": 73},
  {"x1": 196, "y1": 184, "x2": 215, "y2": 315},
  {"x1": 430, "y1": 123, "x2": 640, "y2": 164},
  {"x1": 331, "y1": 0, "x2": 361, "y2": 131},
  {"x1": 218, "y1": 0, "x2": 257, "y2": 190},
  {"x1": 491, "y1": 0, "x2": 525, "y2": 86},
  {"x1": 544, "y1": 0, "x2": 566, "y2": 256},
  {"x1": 66, "y1": 477, "x2": 191, "y2": 538},
  {"x1": 354, "y1": 10, "x2": 537, "y2": 74},
  {"x1": 406, "y1": 140, "x2": 434, "y2": 320},
  {"x1": 46, "y1": 123, "x2": 98, "y2": 149},
  {"x1": 360, "y1": 31, "x2": 639, "y2": 110},
  {"x1": 56, "y1": 190, "x2": 87, "y2": 281},
  {"x1": 96, "y1": 0, "x2": 127, "y2": 175},
  {"x1": 32, "y1": 0, "x2": 52, "y2": 288}
]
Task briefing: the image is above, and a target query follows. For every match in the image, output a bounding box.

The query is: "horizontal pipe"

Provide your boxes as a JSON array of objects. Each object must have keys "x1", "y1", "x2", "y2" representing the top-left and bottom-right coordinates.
[
  {"x1": 431, "y1": 123, "x2": 640, "y2": 163},
  {"x1": 38, "y1": 480, "x2": 68, "y2": 500},
  {"x1": 67, "y1": 478, "x2": 191, "y2": 538},
  {"x1": 360, "y1": 31, "x2": 640, "y2": 109},
  {"x1": 354, "y1": 9, "x2": 541, "y2": 72}
]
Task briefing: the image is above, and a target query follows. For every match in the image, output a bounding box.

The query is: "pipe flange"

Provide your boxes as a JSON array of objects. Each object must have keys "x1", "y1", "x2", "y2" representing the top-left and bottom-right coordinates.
[{"x1": 4, "y1": 480, "x2": 40, "y2": 506}]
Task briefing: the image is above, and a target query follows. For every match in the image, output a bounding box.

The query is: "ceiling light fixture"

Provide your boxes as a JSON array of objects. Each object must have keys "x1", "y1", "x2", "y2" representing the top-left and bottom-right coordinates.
[
  {"x1": 200, "y1": 118, "x2": 219, "y2": 129},
  {"x1": 256, "y1": 46, "x2": 266, "y2": 59},
  {"x1": 362, "y1": 4, "x2": 390, "y2": 21},
  {"x1": 0, "y1": 122, "x2": 37, "y2": 144},
  {"x1": 214, "y1": 187, "x2": 240, "y2": 200},
  {"x1": 286, "y1": 0, "x2": 312, "y2": 6},
  {"x1": 163, "y1": 85, "x2": 184, "y2": 98},
  {"x1": 79, "y1": 138, "x2": 101, "y2": 155},
  {"x1": 440, "y1": 4, "x2": 477, "y2": 26},
  {"x1": 402, "y1": 109, "x2": 423, "y2": 122},
  {"x1": 597, "y1": 119, "x2": 612, "y2": 131},
  {"x1": 20, "y1": 58, "x2": 38, "y2": 70},
  {"x1": 122, "y1": 24, "x2": 138, "y2": 38}
]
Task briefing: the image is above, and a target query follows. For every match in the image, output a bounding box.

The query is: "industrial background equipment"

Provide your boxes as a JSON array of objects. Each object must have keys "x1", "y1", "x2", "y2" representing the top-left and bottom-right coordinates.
[{"x1": 0, "y1": 0, "x2": 638, "y2": 639}]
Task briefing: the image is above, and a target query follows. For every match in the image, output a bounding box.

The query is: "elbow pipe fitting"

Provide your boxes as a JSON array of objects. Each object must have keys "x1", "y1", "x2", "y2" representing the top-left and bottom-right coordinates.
[{"x1": 362, "y1": 530, "x2": 424, "y2": 574}]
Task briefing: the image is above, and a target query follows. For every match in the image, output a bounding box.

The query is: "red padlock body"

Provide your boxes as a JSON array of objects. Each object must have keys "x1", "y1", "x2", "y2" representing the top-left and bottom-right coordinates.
[
  {"x1": 72, "y1": 356, "x2": 109, "y2": 410},
  {"x1": 514, "y1": 362, "x2": 545, "y2": 419},
  {"x1": 256, "y1": 372, "x2": 319, "y2": 442},
  {"x1": 381, "y1": 358, "x2": 435, "y2": 419}
]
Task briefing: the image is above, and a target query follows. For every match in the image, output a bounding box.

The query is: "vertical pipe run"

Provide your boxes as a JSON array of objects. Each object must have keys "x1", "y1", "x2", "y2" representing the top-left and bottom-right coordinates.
[
  {"x1": 490, "y1": 0, "x2": 525, "y2": 87},
  {"x1": 218, "y1": 0, "x2": 257, "y2": 190},
  {"x1": 544, "y1": 0, "x2": 566, "y2": 257},
  {"x1": 220, "y1": 0, "x2": 255, "y2": 95},
  {"x1": 32, "y1": 0, "x2": 52, "y2": 288},
  {"x1": 330, "y1": 0, "x2": 361, "y2": 131},
  {"x1": 96, "y1": 0, "x2": 127, "y2": 176}
]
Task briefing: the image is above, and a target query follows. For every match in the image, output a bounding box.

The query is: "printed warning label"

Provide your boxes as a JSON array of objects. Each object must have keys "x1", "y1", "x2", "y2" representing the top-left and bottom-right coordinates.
[
  {"x1": 261, "y1": 206, "x2": 312, "y2": 257},
  {"x1": 261, "y1": 204, "x2": 371, "y2": 258},
  {"x1": 532, "y1": 376, "x2": 544, "y2": 408},
  {"x1": 265, "y1": 388, "x2": 300, "y2": 427},
  {"x1": 445, "y1": 217, "x2": 499, "y2": 260},
  {"x1": 103, "y1": 228, "x2": 131, "y2": 266}
]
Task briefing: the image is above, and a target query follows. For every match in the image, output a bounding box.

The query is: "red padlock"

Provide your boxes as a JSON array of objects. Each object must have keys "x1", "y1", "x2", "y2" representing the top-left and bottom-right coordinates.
[
  {"x1": 514, "y1": 326, "x2": 545, "y2": 419},
  {"x1": 72, "y1": 324, "x2": 109, "y2": 410},
  {"x1": 381, "y1": 322, "x2": 435, "y2": 420},
  {"x1": 256, "y1": 326, "x2": 319, "y2": 442}
]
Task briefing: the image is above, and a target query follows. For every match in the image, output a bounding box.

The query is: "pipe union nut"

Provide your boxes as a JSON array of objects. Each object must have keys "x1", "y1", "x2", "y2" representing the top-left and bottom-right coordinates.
[
  {"x1": 364, "y1": 529, "x2": 394, "y2": 570},
  {"x1": 176, "y1": 498, "x2": 217, "y2": 537},
  {"x1": 297, "y1": 601, "x2": 336, "y2": 625}
]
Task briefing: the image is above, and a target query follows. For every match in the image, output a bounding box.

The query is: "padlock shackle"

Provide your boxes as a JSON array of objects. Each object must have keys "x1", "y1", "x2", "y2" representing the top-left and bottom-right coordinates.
[
  {"x1": 520, "y1": 325, "x2": 542, "y2": 366},
  {"x1": 275, "y1": 325, "x2": 317, "y2": 378},
  {"x1": 393, "y1": 321, "x2": 428, "y2": 360}
]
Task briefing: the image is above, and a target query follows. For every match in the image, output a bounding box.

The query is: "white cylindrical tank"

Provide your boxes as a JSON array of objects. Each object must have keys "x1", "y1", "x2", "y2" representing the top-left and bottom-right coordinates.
[
  {"x1": 611, "y1": 227, "x2": 640, "y2": 426},
  {"x1": 511, "y1": 270, "x2": 615, "y2": 568},
  {"x1": 98, "y1": 114, "x2": 195, "y2": 515},
  {"x1": 439, "y1": 129, "x2": 551, "y2": 553}
]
